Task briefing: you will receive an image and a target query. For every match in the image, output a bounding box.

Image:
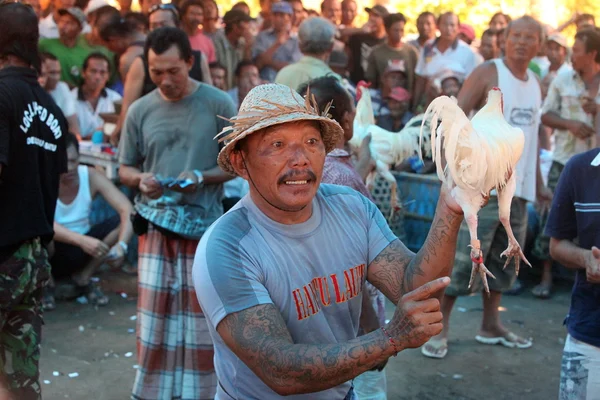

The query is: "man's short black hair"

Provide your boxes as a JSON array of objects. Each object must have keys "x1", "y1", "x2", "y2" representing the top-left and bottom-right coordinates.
[
  {"x1": 144, "y1": 27, "x2": 193, "y2": 62},
  {"x1": 575, "y1": 28, "x2": 600, "y2": 63},
  {"x1": 505, "y1": 15, "x2": 543, "y2": 44},
  {"x1": 0, "y1": 2, "x2": 40, "y2": 71},
  {"x1": 209, "y1": 61, "x2": 227, "y2": 73},
  {"x1": 437, "y1": 12, "x2": 460, "y2": 27},
  {"x1": 124, "y1": 11, "x2": 149, "y2": 32},
  {"x1": 384, "y1": 13, "x2": 407, "y2": 31},
  {"x1": 179, "y1": 0, "x2": 203, "y2": 17},
  {"x1": 100, "y1": 14, "x2": 138, "y2": 42},
  {"x1": 576, "y1": 13, "x2": 595, "y2": 26},
  {"x1": 417, "y1": 11, "x2": 435, "y2": 23},
  {"x1": 234, "y1": 60, "x2": 256, "y2": 77},
  {"x1": 297, "y1": 75, "x2": 352, "y2": 125},
  {"x1": 482, "y1": 28, "x2": 498, "y2": 39},
  {"x1": 40, "y1": 52, "x2": 58, "y2": 63},
  {"x1": 82, "y1": 52, "x2": 111, "y2": 71}
]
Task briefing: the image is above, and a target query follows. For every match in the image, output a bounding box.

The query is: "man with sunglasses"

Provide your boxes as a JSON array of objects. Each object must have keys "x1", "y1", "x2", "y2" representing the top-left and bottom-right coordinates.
[{"x1": 0, "y1": 3, "x2": 67, "y2": 398}]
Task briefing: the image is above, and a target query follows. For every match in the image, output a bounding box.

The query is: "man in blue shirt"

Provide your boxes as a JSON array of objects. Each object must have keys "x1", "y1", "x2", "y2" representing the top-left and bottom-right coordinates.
[
  {"x1": 251, "y1": 1, "x2": 301, "y2": 82},
  {"x1": 546, "y1": 148, "x2": 600, "y2": 398}
]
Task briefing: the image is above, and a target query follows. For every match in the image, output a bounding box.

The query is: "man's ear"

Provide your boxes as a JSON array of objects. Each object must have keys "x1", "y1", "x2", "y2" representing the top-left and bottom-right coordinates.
[{"x1": 229, "y1": 149, "x2": 249, "y2": 180}]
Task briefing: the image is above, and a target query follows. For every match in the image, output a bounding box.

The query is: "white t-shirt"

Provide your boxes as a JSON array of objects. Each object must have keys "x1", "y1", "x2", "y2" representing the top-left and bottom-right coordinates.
[
  {"x1": 415, "y1": 38, "x2": 481, "y2": 78},
  {"x1": 50, "y1": 81, "x2": 76, "y2": 117},
  {"x1": 71, "y1": 87, "x2": 122, "y2": 138},
  {"x1": 193, "y1": 184, "x2": 396, "y2": 400}
]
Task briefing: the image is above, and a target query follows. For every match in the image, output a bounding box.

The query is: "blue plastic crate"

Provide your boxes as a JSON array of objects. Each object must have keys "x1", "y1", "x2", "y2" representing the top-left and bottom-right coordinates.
[{"x1": 393, "y1": 172, "x2": 441, "y2": 252}]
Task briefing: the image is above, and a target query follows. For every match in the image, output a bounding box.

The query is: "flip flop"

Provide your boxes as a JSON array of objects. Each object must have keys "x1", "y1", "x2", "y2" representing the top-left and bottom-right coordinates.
[
  {"x1": 531, "y1": 284, "x2": 552, "y2": 299},
  {"x1": 421, "y1": 338, "x2": 448, "y2": 359},
  {"x1": 475, "y1": 332, "x2": 532, "y2": 349}
]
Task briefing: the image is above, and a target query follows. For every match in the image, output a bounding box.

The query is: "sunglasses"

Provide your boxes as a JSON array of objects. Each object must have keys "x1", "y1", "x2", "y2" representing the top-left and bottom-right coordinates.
[{"x1": 148, "y1": 3, "x2": 180, "y2": 19}]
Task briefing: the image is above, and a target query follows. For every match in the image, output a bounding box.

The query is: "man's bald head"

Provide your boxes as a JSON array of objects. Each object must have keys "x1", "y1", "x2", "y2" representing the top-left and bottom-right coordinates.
[{"x1": 505, "y1": 15, "x2": 544, "y2": 44}]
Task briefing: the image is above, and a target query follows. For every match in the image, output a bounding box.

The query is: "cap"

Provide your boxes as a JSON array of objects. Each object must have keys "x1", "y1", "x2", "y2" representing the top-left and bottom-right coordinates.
[
  {"x1": 364, "y1": 5, "x2": 389, "y2": 18},
  {"x1": 57, "y1": 7, "x2": 86, "y2": 26},
  {"x1": 223, "y1": 9, "x2": 255, "y2": 25},
  {"x1": 271, "y1": 1, "x2": 293, "y2": 15},
  {"x1": 84, "y1": 0, "x2": 109, "y2": 15},
  {"x1": 387, "y1": 87, "x2": 411, "y2": 102},
  {"x1": 547, "y1": 33, "x2": 568, "y2": 48},
  {"x1": 459, "y1": 24, "x2": 475, "y2": 42},
  {"x1": 384, "y1": 59, "x2": 406, "y2": 75}
]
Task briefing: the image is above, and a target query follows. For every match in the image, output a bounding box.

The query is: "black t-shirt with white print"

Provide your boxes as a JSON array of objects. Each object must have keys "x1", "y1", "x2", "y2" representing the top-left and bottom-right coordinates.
[{"x1": 0, "y1": 66, "x2": 67, "y2": 263}]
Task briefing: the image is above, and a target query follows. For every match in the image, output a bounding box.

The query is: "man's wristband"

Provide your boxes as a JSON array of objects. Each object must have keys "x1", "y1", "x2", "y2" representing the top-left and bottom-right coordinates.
[
  {"x1": 193, "y1": 170, "x2": 204, "y2": 187},
  {"x1": 118, "y1": 241, "x2": 128, "y2": 253}
]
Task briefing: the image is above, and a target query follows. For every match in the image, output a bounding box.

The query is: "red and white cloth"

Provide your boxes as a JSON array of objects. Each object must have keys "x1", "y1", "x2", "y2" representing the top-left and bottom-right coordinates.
[{"x1": 132, "y1": 225, "x2": 216, "y2": 400}]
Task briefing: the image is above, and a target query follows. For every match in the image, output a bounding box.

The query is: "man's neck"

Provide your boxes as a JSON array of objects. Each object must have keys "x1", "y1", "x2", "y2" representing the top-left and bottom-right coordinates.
[
  {"x1": 305, "y1": 52, "x2": 329, "y2": 62},
  {"x1": 0, "y1": 55, "x2": 30, "y2": 69},
  {"x1": 503, "y1": 57, "x2": 530, "y2": 81},
  {"x1": 226, "y1": 31, "x2": 240, "y2": 46},
  {"x1": 60, "y1": 35, "x2": 78, "y2": 48},
  {"x1": 549, "y1": 60, "x2": 564, "y2": 72},
  {"x1": 580, "y1": 64, "x2": 600, "y2": 84},
  {"x1": 204, "y1": 25, "x2": 217, "y2": 34},
  {"x1": 387, "y1": 39, "x2": 403, "y2": 49},
  {"x1": 81, "y1": 84, "x2": 103, "y2": 101},
  {"x1": 436, "y1": 37, "x2": 455, "y2": 52},
  {"x1": 249, "y1": 189, "x2": 314, "y2": 225},
  {"x1": 418, "y1": 35, "x2": 434, "y2": 46},
  {"x1": 183, "y1": 23, "x2": 197, "y2": 37}
]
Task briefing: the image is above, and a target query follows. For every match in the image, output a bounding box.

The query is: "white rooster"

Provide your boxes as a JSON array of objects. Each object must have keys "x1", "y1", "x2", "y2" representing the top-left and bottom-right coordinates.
[
  {"x1": 420, "y1": 88, "x2": 531, "y2": 293},
  {"x1": 350, "y1": 82, "x2": 422, "y2": 214}
]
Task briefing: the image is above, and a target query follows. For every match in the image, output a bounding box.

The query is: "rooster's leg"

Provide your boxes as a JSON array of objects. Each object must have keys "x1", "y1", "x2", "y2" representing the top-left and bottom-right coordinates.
[
  {"x1": 497, "y1": 174, "x2": 531, "y2": 276},
  {"x1": 464, "y1": 210, "x2": 496, "y2": 294},
  {"x1": 454, "y1": 188, "x2": 496, "y2": 294}
]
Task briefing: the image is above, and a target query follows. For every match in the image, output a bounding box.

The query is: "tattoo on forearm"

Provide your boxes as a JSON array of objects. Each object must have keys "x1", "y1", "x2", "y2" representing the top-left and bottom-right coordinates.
[
  {"x1": 220, "y1": 304, "x2": 390, "y2": 394},
  {"x1": 368, "y1": 208, "x2": 460, "y2": 303}
]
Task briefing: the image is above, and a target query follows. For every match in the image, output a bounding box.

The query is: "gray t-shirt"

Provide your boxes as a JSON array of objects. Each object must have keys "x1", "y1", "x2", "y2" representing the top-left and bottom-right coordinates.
[
  {"x1": 251, "y1": 29, "x2": 302, "y2": 82},
  {"x1": 193, "y1": 184, "x2": 396, "y2": 399},
  {"x1": 119, "y1": 83, "x2": 236, "y2": 238}
]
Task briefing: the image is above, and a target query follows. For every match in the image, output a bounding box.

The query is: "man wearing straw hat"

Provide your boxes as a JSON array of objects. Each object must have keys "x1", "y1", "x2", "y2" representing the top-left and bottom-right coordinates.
[{"x1": 193, "y1": 83, "x2": 465, "y2": 399}]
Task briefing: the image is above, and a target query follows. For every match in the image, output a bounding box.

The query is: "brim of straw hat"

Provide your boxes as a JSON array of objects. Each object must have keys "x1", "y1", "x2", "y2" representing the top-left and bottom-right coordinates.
[{"x1": 217, "y1": 111, "x2": 343, "y2": 175}]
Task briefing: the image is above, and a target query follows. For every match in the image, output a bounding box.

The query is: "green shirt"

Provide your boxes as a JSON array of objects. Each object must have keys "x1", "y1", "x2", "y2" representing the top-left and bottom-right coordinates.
[
  {"x1": 39, "y1": 35, "x2": 113, "y2": 87},
  {"x1": 274, "y1": 56, "x2": 341, "y2": 91},
  {"x1": 365, "y1": 43, "x2": 419, "y2": 91}
]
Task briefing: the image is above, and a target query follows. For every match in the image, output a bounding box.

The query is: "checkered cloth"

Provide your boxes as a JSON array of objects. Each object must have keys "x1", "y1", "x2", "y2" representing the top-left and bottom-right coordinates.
[{"x1": 132, "y1": 226, "x2": 216, "y2": 400}]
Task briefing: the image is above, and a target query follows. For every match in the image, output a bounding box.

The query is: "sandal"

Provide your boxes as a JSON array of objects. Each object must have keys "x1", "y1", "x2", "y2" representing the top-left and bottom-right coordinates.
[
  {"x1": 79, "y1": 280, "x2": 110, "y2": 306},
  {"x1": 42, "y1": 287, "x2": 56, "y2": 311},
  {"x1": 421, "y1": 338, "x2": 448, "y2": 359},
  {"x1": 475, "y1": 332, "x2": 532, "y2": 349},
  {"x1": 531, "y1": 283, "x2": 552, "y2": 299}
]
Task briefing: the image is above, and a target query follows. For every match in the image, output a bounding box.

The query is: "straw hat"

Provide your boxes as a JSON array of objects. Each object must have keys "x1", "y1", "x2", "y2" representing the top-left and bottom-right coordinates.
[{"x1": 216, "y1": 83, "x2": 344, "y2": 175}]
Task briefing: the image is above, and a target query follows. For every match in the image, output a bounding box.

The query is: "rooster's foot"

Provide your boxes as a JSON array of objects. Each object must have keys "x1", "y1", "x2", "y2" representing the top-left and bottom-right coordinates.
[
  {"x1": 468, "y1": 248, "x2": 496, "y2": 294},
  {"x1": 500, "y1": 240, "x2": 532, "y2": 276}
]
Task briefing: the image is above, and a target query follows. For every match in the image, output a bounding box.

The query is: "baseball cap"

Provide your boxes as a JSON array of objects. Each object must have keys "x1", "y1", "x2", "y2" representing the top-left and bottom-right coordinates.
[
  {"x1": 365, "y1": 5, "x2": 389, "y2": 18},
  {"x1": 547, "y1": 33, "x2": 568, "y2": 48},
  {"x1": 271, "y1": 1, "x2": 293, "y2": 15},
  {"x1": 387, "y1": 87, "x2": 411, "y2": 102},
  {"x1": 459, "y1": 24, "x2": 475, "y2": 42},
  {"x1": 58, "y1": 7, "x2": 86, "y2": 26},
  {"x1": 84, "y1": 0, "x2": 109, "y2": 15},
  {"x1": 384, "y1": 59, "x2": 406, "y2": 75},
  {"x1": 223, "y1": 9, "x2": 255, "y2": 25}
]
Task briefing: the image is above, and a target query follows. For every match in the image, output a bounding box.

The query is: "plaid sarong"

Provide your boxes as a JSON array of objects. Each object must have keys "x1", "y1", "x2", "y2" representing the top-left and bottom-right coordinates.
[{"x1": 132, "y1": 226, "x2": 216, "y2": 400}]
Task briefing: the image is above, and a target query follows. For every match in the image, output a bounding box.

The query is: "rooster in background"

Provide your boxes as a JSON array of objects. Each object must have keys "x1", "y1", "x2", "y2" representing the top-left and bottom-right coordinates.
[
  {"x1": 421, "y1": 88, "x2": 531, "y2": 293},
  {"x1": 350, "y1": 82, "x2": 422, "y2": 215}
]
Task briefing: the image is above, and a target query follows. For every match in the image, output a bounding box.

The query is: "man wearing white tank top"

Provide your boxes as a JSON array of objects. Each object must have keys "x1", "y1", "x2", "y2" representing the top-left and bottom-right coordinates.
[{"x1": 422, "y1": 16, "x2": 554, "y2": 359}]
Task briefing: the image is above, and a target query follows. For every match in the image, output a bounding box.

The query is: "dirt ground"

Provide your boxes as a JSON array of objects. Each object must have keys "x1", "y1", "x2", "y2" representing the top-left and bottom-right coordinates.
[{"x1": 39, "y1": 272, "x2": 569, "y2": 400}]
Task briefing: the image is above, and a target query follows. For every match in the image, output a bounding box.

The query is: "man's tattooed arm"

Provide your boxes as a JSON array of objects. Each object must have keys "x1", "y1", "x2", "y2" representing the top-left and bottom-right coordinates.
[
  {"x1": 217, "y1": 303, "x2": 396, "y2": 396},
  {"x1": 368, "y1": 195, "x2": 463, "y2": 304}
]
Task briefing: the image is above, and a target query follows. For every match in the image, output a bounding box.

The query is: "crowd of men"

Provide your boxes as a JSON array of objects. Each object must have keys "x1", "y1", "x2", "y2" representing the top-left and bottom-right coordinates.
[{"x1": 0, "y1": 0, "x2": 599, "y2": 399}]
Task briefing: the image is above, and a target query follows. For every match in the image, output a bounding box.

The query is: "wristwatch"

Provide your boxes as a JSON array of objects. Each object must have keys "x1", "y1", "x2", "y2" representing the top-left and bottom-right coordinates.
[
  {"x1": 193, "y1": 169, "x2": 204, "y2": 187},
  {"x1": 118, "y1": 241, "x2": 128, "y2": 253}
]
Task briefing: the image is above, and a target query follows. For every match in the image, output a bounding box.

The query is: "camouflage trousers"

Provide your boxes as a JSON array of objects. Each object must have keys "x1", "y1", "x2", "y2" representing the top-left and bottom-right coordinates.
[
  {"x1": 0, "y1": 238, "x2": 50, "y2": 400},
  {"x1": 532, "y1": 161, "x2": 565, "y2": 261}
]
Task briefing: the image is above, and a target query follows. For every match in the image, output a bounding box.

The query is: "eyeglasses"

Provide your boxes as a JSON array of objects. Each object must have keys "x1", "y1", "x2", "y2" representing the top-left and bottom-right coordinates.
[{"x1": 148, "y1": 3, "x2": 180, "y2": 19}]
